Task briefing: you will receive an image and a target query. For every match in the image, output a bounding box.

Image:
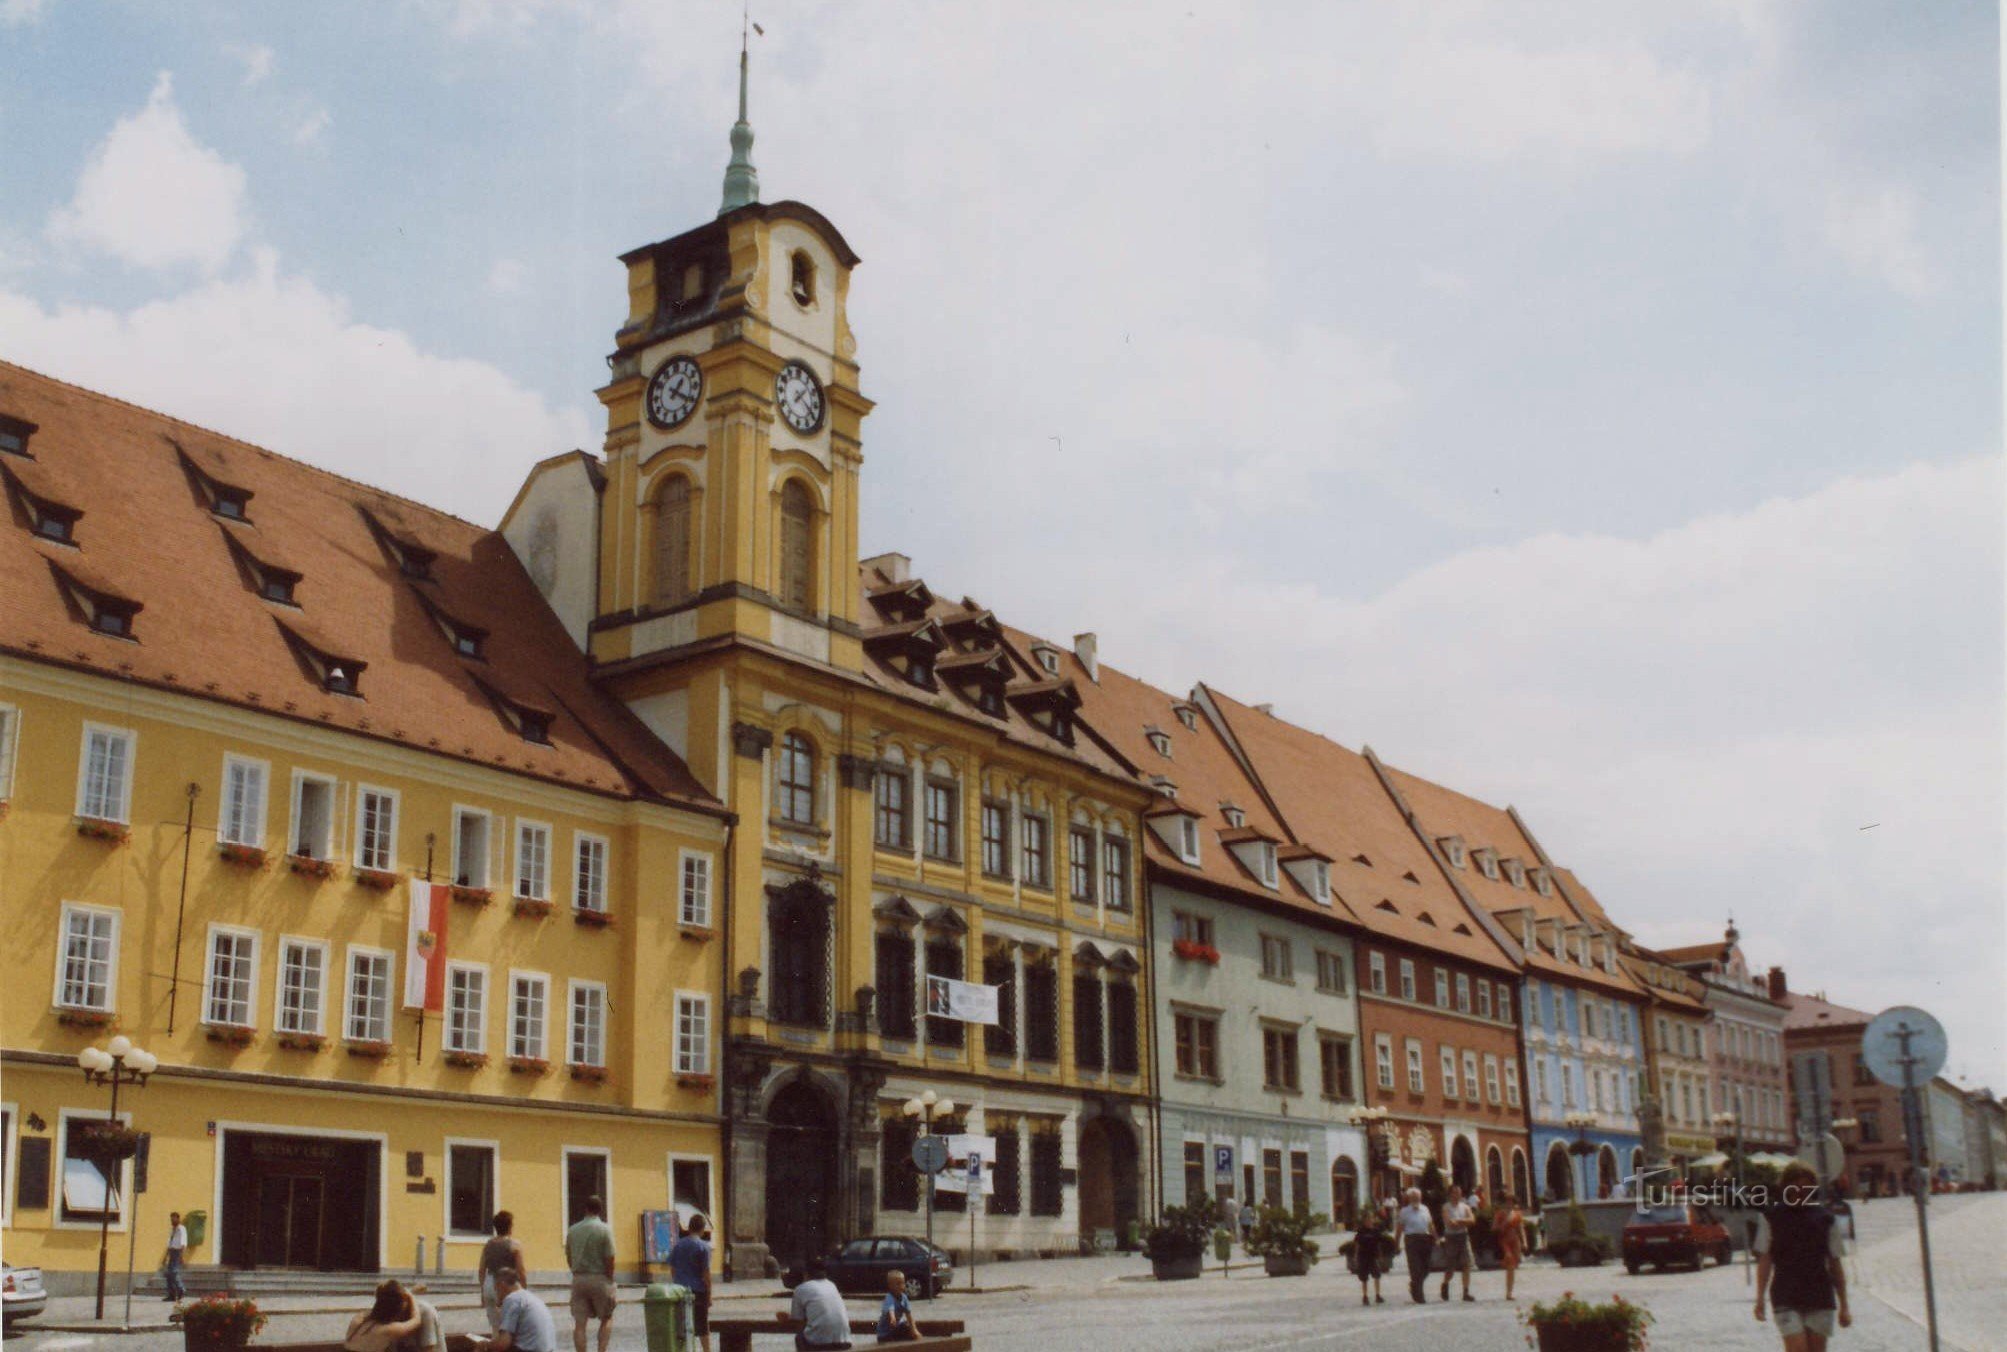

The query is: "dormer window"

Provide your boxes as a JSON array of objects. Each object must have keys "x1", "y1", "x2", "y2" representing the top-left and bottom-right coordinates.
[
  {"x1": 211, "y1": 485, "x2": 252, "y2": 521},
  {"x1": 790, "y1": 251, "x2": 816, "y2": 307},
  {"x1": 325, "y1": 663, "x2": 358, "y2": 695},
  {"x1": 1311, "y1": 860, "x2": 1330, "y2": 901},
  {"x1": 397, "y1": 543, "x2": 435, "y2": 580},
  {"x1": 1531, "y1": 867, "x2": 1554, "y2": 897},
  {"x1": 1147, "y1": 729, "x2": 1171, "y2": 758},
  {"x1": 1179, "y1": 816, "x2": 1201, "y2": 862},
  {"x1": 909, "y1": 652, "x2": 933, "y2": 686},
  {"x1": 33, "y1": 499, "x2": 80, "y2": 543},
  {"x1": 51, "y1": 565, "x2": 139, "y2": 639},
  {"x1": 0, "y1": 413, "x2": 37, "y2": 458},
  {"x1": 1034, "y1": 646, "x2": 1061, "y2": 676},
  {"x1": 1503, "y1": 858, "x2": 1526, "y2": 887},
  {"x1": 682, "y1": 263, "x2": 704, "y2": 301},
  {"x1": 1173, "y1": 704, "x2": 1197, "y2": 730},
  {"x1": 1439, "y1": 836, "x2": 1467, "y2": 868},
  {"x1": 518, "y1": 710, "x2": 552, "y2": 744},
  {"x1": 1221, "y1": 804, "x2": 1245, "y2": 829},
  {"x1": 1256, "y1": 842, "x2": 1278, "y2": 887},
  {"x1": 258, "y1": 568, "x2": 300, "y2": 605},
  {"x1": 1475, "y1": 849, "x2": 1500, "y2": 881},
  {"x1": 438, "y1": 614, "x2": 487, "y2": 660}
]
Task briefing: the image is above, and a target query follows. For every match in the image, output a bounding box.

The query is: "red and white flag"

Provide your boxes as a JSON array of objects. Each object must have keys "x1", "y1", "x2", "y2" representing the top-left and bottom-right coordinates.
[{"x1": 404, "y1": 878, "x2": 449, "y2": 1011}]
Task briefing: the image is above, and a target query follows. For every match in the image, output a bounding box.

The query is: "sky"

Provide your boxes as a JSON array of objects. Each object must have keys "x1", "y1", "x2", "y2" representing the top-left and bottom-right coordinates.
[{"x1": 3, "y1": 1, "x2": 2001, "y2": 1085}]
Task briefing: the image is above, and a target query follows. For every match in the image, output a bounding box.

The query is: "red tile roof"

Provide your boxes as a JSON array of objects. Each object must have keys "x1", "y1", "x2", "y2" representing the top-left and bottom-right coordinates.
[
  {"x1": 0, "y1": 362, "x2": 718, "y2": 809},
  {"x1": 1779, "y1": 989, "x2": 1874, "y2": 1032}
]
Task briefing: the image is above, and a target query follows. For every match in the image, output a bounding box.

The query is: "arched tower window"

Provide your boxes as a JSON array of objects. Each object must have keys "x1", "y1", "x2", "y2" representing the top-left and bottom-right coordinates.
[
  {"x1": 791, "y1": 251, "x2": 816, "y2": 306},
  {"x1": 779, "y1": 479, "x2": 814, "y2": 612},
  {"x1": 652, "y1": 474, "x2": 693, "y2": 606},
  {"x1": 776, "y1": 731, "x2": 816, "y2": 825}
]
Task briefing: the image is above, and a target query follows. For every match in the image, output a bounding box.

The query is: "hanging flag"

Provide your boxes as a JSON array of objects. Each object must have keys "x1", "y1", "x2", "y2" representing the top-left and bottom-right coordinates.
[
  {"x1": 404, "y1": 877, "x2": 449, "y2": 1011},
  {"x1": 924, "y1": 974, "x2": 999, "y2": 1026}
]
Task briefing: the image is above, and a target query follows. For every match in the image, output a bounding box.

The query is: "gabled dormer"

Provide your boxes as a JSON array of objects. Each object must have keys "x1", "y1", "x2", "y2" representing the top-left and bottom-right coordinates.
[
  {"x1": 1028, "y1": 640, "x2": 1066, "y2": 677},
  {"x1": 1437, "y1": 834, "x2": 1467, "y2": 869},
  {"x1": 1472, "y1": 846, "x2": 1500, "y2": 880},
  {"x1": 1145, "y1": 725, "x2": 1173, "y2": 758},
  {"x1": 0, "y1": 412, "x2": 38, "y2": 458},
  {"x1": 220, "y1": 530, "x2": 303, "y2": 606},
  {"x1": 1006, "y1": 676, "x2": 1080, "y2": 745},
  {"x1": 49, "y1": 560, "x2": 141, "y2": 639},
  {"x1": 936, "y1": 645, "x2": 1010, "y2": 717},
  {"x1": 5, "y1": 464, "x2": 81, "y2": 545},
  {"x1": 1529, "y1": 866, "x2": 1555, "y2": 897},
  {"x1": 1501, "y1": 856, "x2": 1526, "y2": 888},
  {"x1": 174, "y1": 444, "x2": 255, "y2": 522},
  {"x1": 1145, "y1": 799, "x2": 1203, "y2": 865},
  {"x1": 277, "y1": 618, "x2": 366, "y2": 696},
  {"x1": 1279, "y1": 844, "x2": 1334, "y2": 905},
  {"x1": 1220, "y1": 825, "x2": 1281, "y2": 889}
]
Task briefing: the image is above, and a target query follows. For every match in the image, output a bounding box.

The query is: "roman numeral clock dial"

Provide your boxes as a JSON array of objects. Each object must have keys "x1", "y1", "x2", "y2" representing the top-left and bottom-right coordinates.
[
  {"x1": 775, "y1": 360, "x2": 825, "y2": 434},
  {"x1": 646, "y1": 355, "x2": 703, "y2": 429}
]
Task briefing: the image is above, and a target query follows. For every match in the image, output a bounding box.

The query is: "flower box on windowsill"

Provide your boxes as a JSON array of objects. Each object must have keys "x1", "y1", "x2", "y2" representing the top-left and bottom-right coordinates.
[
  {"x1": 674, "y1": 1072, "x2": 715, "y2": 1091},
  {"x1": 1172, "y1": 938, "x2": 1222, "y2": 965},
  {"x1": 449, "y1": 884, "x2": 494, "y2": 907},
  {"x1": 344, "y1": 1039, "x2": 394, "y2": 1060},
  {"x1": 217, "y1": 842, "x2": 268, "y2": 869},
  {"x1": 442, "y1": 1050, "x2": 489, "y2": 1069},
  {"x1": 204, "y1": 1023, "x2": 257, "y2": 1048},
  {"x1": 354, "y1": 867, "x2": 400, "y2": 892},
  {"x1": 508, "y1": 1056, "x2": 551, "y2": 1077},
  {"x1": 512, "y1": 897, "x2": 554, "y2": 919},
  {"x1": 275, "y1": 1032, "x2": 326, "y2": 1052},
  {"x1": 0, "y1": 798, "x2": 10, "y2": 822},
  {"x1": 573, "y1": 907, "x2": 615, "y2": 929},
  {"x1": 287, "y1": 854, "x2": 339, "y2": 880},
  {"x1": 569, "y1": 1064, "x2": 609, "y2": 1085},
  {"x1": 677, "y1": 923, "x2": 715, "y2": 941},
  {"x1": 75, "y1": 816, "x2": 131, "y2": 844},
  {"x1": 56, "y1": 1007, "x2": 117, "y2": 1029}
]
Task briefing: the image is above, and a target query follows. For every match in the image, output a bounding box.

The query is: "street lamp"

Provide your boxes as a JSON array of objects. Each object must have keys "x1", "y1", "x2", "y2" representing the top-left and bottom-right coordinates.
[
  {"x1": 1564, "y1": 1112, "x2": 1597, "y2": 1200},
  {"x1": 903, "y1": 1090, "x2": 955, "y2": 1293},
  {"x1": 77, "y1": 1037, "x2": 156, "y2": 1319}
]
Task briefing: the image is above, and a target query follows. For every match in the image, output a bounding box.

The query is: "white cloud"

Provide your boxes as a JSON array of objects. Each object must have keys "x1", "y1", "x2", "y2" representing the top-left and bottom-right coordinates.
[
  {"x1": 1, "y1": 0, "x2": 49, "y2": 27},
  {"x1": 0, "y1": 250, "x2": 593, "y2": 523},
  {"x1": 1825, "y1": 183, "x2": 1937, "y2": 298},
  {"x1": 293, "y1": 106, "x2": 333, "y2": 145},
  {"x1": 225, "y1": 42, "x2": 275, "y2": 86},
  {"x1": 46, "y1": 72, "x2": 249, "y2": 274},
  {"x1": 487, "y1": 258, "x2": 527, "y2": 294}
]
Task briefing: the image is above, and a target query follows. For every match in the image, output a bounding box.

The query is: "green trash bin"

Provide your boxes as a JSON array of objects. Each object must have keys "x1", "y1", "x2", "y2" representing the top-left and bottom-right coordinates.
[
  {"x1": 184, "y1": 1210, "x2": 208, "y2": 1252},
  {"x1": 642, "y1": 1282, "x2": 692, "y2": 1352}
]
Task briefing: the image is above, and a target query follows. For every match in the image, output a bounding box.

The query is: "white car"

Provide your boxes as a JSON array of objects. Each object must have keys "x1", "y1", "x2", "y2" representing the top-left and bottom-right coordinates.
[{"x1": 2, "y1": 1263, "x2": 48, "y2": 1326}]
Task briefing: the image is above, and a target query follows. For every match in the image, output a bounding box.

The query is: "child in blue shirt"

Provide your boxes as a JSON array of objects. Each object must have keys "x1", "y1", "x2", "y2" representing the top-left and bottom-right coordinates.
[{"x1": 874, "y1": 1269, "x2": 919, "y2": 1343}]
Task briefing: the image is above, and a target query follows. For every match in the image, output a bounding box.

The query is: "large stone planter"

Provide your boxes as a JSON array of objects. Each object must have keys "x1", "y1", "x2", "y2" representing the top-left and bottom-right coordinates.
[
  {"x1": 1532, "y1": 1326, "x2": 1632, "y2": 1352},
  {"x1": 1262, "y1": 1253, "x2": 1311, "y2": 1277},
  {"x1": 1150, "y1": 1253, "x2": 1203, "y2": 1281},
  {"x1": 183, "y1": 1330, "x2": 250, "y2": 1352}
]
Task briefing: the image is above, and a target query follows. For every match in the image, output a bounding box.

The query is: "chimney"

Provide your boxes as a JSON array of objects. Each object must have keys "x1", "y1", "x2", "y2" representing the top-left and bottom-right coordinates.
[
  {"x1": 862, "y1": 552, "x2": 910, "y2": 584},
  {"x1": 1767, "y1": 966, "x2": 1787, "y2": 1001},
  {"x1": 1072, "y1": 632, "x2": 1098, "y2": 682}
]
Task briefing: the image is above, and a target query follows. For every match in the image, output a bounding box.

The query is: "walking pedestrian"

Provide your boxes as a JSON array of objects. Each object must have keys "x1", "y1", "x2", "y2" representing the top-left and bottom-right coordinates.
[
  {"x1": 484, "y1": 1269, "x2": 558, "y2": 1352},
  {"x1": 481, "y1": 1212, "x2": 527, "y2": 1334},
  {"x1": 563, "y1": 1197, "x2": 618, "y2": 1352},
  {"x1": 1238, "y1": 1200, "x2": 1257, "y2": 1245},
  {"x1": 163, "y1": 1211, "x2": 189, "y2": 1302},
  {"x1": 1439, "y1": 1185, "x2": 1476, "y2": 1302},
  {"x1": 668, "y1": 1214, "x2": 714, "y2": 1352},
  {"x1": 1349, "y1": 1207, "x2": 1388, "y2": 1306},
  {"x1": 1492, "y1": 1194, "x2": 1526, "y2": 1302},
  {"x1": 1754, "y1": 1163, "x2": 1851, "y2": 1351},
  {"x1": 1396, "y1": 1187, "x2": 1437, "y2": 1304}
]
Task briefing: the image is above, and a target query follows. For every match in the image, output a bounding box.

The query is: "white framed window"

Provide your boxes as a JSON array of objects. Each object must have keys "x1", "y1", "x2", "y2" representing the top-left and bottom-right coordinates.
[
  {"x1": 1374, "y1": 1033, "x2": 1395, "y2": 1090},
  {"x1": 674, "y1": 992, "x2": 710, "y2": 1075},
  {"x1": 1256, "y1": 842, "x2": 1278, "y2": 887},
  {"x1": 515, "y1": 820, "x2": 552, "y2": 900},
  {"x1": 345, "y1": 946, "x2": 394, "y2": 1043},
  {"x1": 354, "y1": 785, "x2": 398, "y2": 872},
  {"x1": 509, "y1": 971, "x2": 549, "y2": 1060},
  {"x1": 1505, "y1": 1061, "x2": 1522, "y2": 1107},
  {"x1": 1484, "y1": 1054, "x2": 1502, "y2": 1104},
  {"x1": 1561, "y1": 1061, "x2": 1577, "y2": 1109},
  {"x1": 203, "y1": 925, "x2": 259, "y2": 1028},
  {"x1": 569, "y1": 979, "x2": 606, "y2": 1067},
  {"x1": 669, "y1": 1156, "x2": 714, "y2": 1228},
  {"x1": 290, "y1": 771, "x2": 339, "y2": 861},
  {"x1": 445, "y1": 963, "x2": 487, "y2": 1054},
  {"x1": 275, "y1": 937, "x2": 327, "y2": 1035},
  {"x1": 76, "y1": 723, "x2": 135, "y2": 823},
  {"x1": 1463, "y1": 1050, "x2": 1480, "y2": 1100},
  {"x1": 445, "y1": 1138, "x2": 500, "y2": 1239},
  {"x1": 55, "y1": 902, "x2": 120, "y2": 1011},
  {"x1": 452, "y1": 807, "x2": 492, "y2": 889},
  {"x1": 56, "y1": 1108, "x2": 131, "y2": 1230},
  {"x1": 574, "y1": 832, "x2": 610, "y2": 913},
  {"x1": 1399, "y1": 958, "x2": 1416, "y2": 1002},
  {"x1": 1433, "y1": 970, "x2": 1449, "y2": 1007},
  {"x1": 1455, "y1": 973, "x2": 1471, "y2": 1013},
  {"x1": 1177, "y1": 815, "x2": 1200, "y2": 863},
  {"x1": 1405, "y1": 1038, "x2": 1425, "y2": 1093},
  {"x1": 1440, "y1": 1046, "x2": 1458, "y2": 1098},
  {"x1": 1368, "y1": 951, "x2": 1386, "y2": 994},
  {"x1": 219, "y1": 755, "x2": 269, "y2": 847},
  {"x1": 679, "y1": 851, "x2": 713, "y2": 928},
  {"x1": 0, "y1": 702, "x2": 18, "y2": 800},
  {"x1": 1309, "y1": 859, "x2": 1330, "y2": 902}
]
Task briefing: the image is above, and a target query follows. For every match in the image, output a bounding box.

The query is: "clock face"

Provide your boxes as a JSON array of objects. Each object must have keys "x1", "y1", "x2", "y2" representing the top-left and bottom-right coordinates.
[
  {"x1": 646, "y1": 355, "x2": 703, "y2": 429},
  {"x1": 774, "y1": 360, "x2": 825, "y2": 434}
]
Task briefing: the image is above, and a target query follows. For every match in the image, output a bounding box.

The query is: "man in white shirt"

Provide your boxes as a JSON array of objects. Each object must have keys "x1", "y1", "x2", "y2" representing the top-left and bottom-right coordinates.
[
  {"x1": 1439, "y1": 1186, "x2": 1477, "y2": 1302},
  {"x1": 787, "y1": 1260, "x2": 852, "y2": 1351},
  {"x1": 485, "y1": 1269, "x2": 559, "y2": 1352},
  {"x1": 163, "y1": 1212, "x2": 189, "y2": 1301},
  {"x1": 1395, "y1": 1187, "x2": 1438, "y2": 1304}
]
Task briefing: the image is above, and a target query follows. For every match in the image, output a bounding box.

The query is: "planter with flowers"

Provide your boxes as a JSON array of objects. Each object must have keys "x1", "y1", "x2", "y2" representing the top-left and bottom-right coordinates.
[
  {"x1": 204, "y1": 1023, "x2": 256, "y2": 1048},
  {"x1": 345, "y1": 1039, "x2": 394, "y2": 1060},
  {"x1": 449, "y1": 884, "x2": 494, "y2": 908},
  {"x1": 570, "y1": 1064, "x2": 609, "y2": 1085},
  {"x1": 508, "y1": 1056, "x2": 551, "y2": 1077},
  {"x1": 1245, "y1": 1204, "x2": 1325, "y2": 1277},
  {"x1": 75, "y1": 816, "x2": 131, "y2": 845},
  {"x1": 1141, "y1": 1202, "x2": 1217, "y2": 1281},
  {"x1": 573, "y1": 907, "x2": 615, "y2": 929},
  {"x1": 177, "y1": 1293, "x2": 268, "y2": 1352},
  {"x1": 354, "y1": 867, "x2": 399, "y2": 892},
  {"x1": 1171, "y1": 938, "x2": 1221, "y2": 965},
  {"x1": 675, "y1": 1072, "x2": 715, "y2": 1091},
  {"x1": 217, "y1": 842, "x2": 267, "y2": 869},
  {"x1": 443, "y1": 1050, "x2": 489, "y2": 1070},
  {"x1": 56, "y1": 1007, "x2": 117, "y2": 1029},
  {"x1": 75, "y1": 1120, "x2": 144, "y2": 1167},
  {"x1": 1520, "y1": 1293, "x2": 1653, "y2": 1351},
  {"x1": 276, "y1": 1031, "x2": 326, "y2": 1052},
  {"x1": 287, "y1": 854, "x2": 339, "y2": 880},
  {"x1": 513, "y1": 897, "x2": 554, "y2": 919}
]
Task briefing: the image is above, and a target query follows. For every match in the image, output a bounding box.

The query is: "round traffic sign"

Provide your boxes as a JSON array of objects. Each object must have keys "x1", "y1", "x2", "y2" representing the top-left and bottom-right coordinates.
[
  {"x1": 1861, "y1": 1006, "x2": 1948, "y2": 1089},
  {"x1": 912, "y1": 1134, "x2": 950, "y2": 1175},
  {"x1": 1799, "y1": 1133, "x2": 1846, "y2": 1183}
]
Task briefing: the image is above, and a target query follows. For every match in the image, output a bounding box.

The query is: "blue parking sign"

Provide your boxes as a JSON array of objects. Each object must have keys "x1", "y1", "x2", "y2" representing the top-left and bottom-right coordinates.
[{"x1": 1214, "y1": 1145, "x2": 1232, "y2": 1180}]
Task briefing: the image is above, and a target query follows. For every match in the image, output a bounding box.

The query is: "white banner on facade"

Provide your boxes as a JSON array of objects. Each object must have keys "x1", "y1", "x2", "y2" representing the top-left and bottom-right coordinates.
[
  {"x1": 933, "y1": 1135, "x2": 996, "y2": 1195},
  {"x1": 925, "y1": 975, "x2": 999, "y2": 1026}
]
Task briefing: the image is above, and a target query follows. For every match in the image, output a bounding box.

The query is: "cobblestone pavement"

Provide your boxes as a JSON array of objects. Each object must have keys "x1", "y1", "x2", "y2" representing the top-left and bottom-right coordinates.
[{"x1": 12, "y1": 1193, "x2": 2001, "y2": 1352}]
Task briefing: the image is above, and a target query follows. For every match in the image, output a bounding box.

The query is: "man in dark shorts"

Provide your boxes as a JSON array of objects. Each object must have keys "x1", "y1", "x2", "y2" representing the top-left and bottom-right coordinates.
[{"x1": 667, "y1": 1214, "x2": 713, "y2": 1352}]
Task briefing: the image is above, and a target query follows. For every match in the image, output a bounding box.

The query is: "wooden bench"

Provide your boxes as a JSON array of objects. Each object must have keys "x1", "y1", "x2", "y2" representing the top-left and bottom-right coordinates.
[
  {"x1": 258, "y1": 1338, "x2": 483, "y2": 1352},
  {"x1": 710, "y1": 1315, "x2": 968, "y2": 1352}
]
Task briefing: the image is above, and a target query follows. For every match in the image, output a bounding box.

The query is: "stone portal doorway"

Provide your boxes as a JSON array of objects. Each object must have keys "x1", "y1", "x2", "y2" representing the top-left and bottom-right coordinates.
[
  {"x1": 764, "y1": 1077, "x2": 840, "y2": 1274},
  {"x1": 1077, "y1": 1115, "x2": 1140, "y2": 1248},
  {"x1": 1449, "y1": 1136, "x2": 1477, "y2": 1193}
]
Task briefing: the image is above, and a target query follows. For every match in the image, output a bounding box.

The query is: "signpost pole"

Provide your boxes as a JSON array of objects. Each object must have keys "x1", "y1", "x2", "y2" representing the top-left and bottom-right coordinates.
[{"x1": 1897, "y1": 1027, "x2": 1940, "y2": 1352}]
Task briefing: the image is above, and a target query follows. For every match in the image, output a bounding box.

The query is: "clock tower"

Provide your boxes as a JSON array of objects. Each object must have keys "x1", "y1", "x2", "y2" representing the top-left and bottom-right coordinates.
[{"x1": 587, "y1": 40, "x2": 871, "y2": 698}]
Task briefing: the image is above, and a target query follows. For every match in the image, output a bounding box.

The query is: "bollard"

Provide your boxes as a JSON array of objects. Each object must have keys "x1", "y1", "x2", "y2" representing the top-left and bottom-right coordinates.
[
  {"x1": 415, "y1": 1236, "x2": 426, "y2": 1276},
  {"x1": 642, "y1": 1282, "x2": 692, "y2": 1352},
  {"x1": 435, "y1": 1235, "x2": 446, "y2": 1275}
]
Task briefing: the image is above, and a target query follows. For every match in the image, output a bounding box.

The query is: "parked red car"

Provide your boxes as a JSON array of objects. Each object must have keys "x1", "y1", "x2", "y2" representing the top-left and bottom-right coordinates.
[{"x1": 1622, "y1": 1202, "x2": 1732, "y2": 1273}]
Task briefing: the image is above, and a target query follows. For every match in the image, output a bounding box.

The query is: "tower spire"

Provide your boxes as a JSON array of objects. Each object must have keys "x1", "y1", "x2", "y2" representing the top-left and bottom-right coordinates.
[{"x1": 719, "y1": 9, "x2": 760, "y2": 215}]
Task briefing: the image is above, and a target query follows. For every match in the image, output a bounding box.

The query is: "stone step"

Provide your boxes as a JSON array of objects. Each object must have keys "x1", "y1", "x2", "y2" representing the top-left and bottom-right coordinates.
[{"x1": 144, "y1": 1268, "x2": 484, "y2": 1297}]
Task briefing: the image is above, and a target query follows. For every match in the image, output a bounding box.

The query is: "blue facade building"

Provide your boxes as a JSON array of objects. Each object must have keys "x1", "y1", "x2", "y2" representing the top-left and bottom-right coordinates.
[{"x1": 1522, "y1": 958, "x2": 1649, "y2": 1201}]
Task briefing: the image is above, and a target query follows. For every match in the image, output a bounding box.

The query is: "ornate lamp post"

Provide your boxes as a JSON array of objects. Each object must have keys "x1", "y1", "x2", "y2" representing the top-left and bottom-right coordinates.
[
  {"x1": 1351, "y1": 1105, "x2": 1392, "y2": 1205},
  {"x1": 77, "y1": 1036, "x2": 156, "y2": 1319},
  {"x1": 1563, "y1": 1111, "x2": 1598, "y2": 1200},
  {"x1": 903, "y1": 1089, "x2": 955, "y2": 1295}
]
